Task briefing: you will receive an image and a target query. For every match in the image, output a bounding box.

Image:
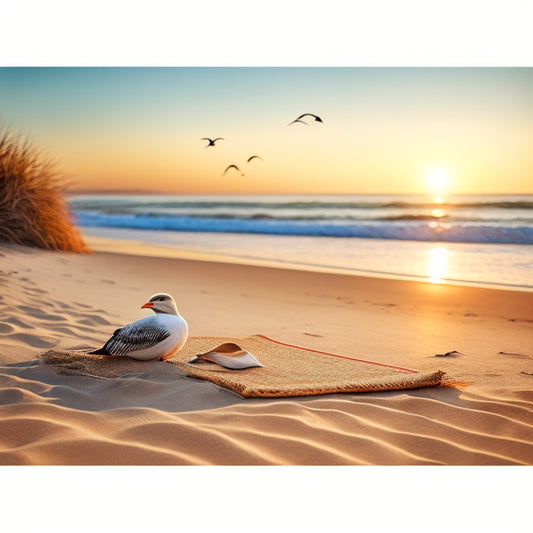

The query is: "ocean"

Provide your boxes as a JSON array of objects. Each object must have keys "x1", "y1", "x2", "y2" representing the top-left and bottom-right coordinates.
[{"x1": 68, "y1": 194, "x2": 533, "y2": 290}]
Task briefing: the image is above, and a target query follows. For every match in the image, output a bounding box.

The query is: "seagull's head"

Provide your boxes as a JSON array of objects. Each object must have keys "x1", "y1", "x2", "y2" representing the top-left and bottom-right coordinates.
[{"x1": 142, "y1": 293, "x2": 179, "y2": 315}]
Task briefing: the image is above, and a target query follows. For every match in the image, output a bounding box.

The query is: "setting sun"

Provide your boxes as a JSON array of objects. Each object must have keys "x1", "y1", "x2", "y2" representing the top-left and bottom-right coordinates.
[{"x1": 426, "y1": 168, "x2": 449, "y2": 194}]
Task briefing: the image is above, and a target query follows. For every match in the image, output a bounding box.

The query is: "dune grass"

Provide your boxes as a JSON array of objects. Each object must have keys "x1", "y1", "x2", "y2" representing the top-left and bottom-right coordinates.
[{"x1": 0, "y1": 127, "x2": 90, "y2": 253}]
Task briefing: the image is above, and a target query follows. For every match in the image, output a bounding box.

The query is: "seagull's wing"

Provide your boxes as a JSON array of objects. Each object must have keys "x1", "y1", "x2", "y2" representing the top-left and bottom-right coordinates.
[
  {"x1": 224, "y1": 164, "x2": 244, "y2": 176},
  {"x1": 223, "y1": 164, "x2": 237, "y2": 175},
  {"x1": 296, "y1": 113, "x2": 323, "y2": 122},
  {"x1": 247, "y1": 155, "x2": 263, "y2": 163},
  {"x1": 288, "y1": 118, "x2": 308, "y2": 126},
  {"x1": 201, "y1": 138, "x2": 213, "y2": 142},
  {"x1": 95, "y1": 318, "x2": 171, "y2": 356},
  {"x1": 213, "y1": 137, "x2": 224, "y2": 141}
]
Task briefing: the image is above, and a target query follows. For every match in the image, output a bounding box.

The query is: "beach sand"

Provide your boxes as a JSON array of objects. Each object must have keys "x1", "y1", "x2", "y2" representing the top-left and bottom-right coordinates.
[
  {"x1": 1, "y1": 236, "x2": 533, "y2": 465},
  {"x1": 1, "y1": 238, "x2": 532, "y2": 530}
]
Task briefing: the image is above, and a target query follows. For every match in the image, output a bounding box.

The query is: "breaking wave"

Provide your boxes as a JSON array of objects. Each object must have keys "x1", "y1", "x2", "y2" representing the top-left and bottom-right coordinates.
[{"x1": 73, "y1": 210, "x2": 533, "y2": 244}]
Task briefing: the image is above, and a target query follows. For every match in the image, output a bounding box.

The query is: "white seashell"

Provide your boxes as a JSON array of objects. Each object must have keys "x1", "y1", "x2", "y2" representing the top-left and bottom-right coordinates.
[{"x1": 187, "y1": 343, "x2": 264, "y2": 369}]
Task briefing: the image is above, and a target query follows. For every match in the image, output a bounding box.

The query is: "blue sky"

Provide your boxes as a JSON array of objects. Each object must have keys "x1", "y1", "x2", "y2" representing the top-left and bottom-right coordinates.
[
  {"x1": 2, "y1": 0, "x2": 533, "y2": 196},
  {"x1": 2, "y1": 67, "x2": 532, "y2": 195}
]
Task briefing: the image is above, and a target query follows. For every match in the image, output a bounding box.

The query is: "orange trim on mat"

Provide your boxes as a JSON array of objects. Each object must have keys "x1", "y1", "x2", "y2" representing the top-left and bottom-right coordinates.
[{"x1": 254, "y1": 334, "x2": 418, "y2": 373}]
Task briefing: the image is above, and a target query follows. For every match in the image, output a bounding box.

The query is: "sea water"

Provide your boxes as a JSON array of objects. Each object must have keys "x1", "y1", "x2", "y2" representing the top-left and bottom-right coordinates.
[{"x1": 69, "y1": 194, "x2": 533, "y2": 290}]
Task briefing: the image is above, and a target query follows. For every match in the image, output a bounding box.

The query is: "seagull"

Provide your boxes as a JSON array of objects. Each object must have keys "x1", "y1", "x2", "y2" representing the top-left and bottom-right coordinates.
[
  {"x1": 223, "y1": 164, "x2": 244, "y2": 176},
  {"x1": 90, "y1": 293, "x2": 188, "y2": 361},
  {"x1": 247, "y1": 155, "x2": 263, "y2": 163},
  {"x1": 201, "y1": 137, "x2": 224, "y2": 147},
  {"x1": 288, "y1": 113, "x2": 323, "y2": 125}
]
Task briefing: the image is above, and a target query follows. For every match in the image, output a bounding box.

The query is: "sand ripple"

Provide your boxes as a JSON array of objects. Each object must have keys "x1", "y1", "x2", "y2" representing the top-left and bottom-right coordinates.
[{"x1": 1, "y1": 387, "x2": 532, "y2": 465}]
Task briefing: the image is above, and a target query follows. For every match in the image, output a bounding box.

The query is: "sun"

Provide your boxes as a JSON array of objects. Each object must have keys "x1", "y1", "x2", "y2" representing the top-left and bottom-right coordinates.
[{"x1": 426, "y1": 168, "x2": 449, "y2": 192}]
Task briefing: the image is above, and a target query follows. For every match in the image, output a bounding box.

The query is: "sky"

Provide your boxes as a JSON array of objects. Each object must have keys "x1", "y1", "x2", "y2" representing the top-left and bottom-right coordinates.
[{"x1": 1, "y1": 66, "x2": 532, "y2": 196}]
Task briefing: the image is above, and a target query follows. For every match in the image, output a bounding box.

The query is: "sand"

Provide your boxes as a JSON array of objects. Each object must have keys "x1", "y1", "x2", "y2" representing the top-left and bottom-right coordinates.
[{"x1": 1, "y1": 238, "x2": 532, "y2": 531}]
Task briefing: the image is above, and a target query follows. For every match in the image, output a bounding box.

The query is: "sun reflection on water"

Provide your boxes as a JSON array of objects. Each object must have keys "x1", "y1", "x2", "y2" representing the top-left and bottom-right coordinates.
[{"x1": 427, "y1": 247, "x2": 449, "y2": 283}]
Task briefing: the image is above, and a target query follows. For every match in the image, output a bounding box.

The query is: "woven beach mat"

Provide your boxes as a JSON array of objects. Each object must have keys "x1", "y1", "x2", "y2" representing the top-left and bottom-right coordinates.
[
  {"x1": 41, "y1": 349, "x2": 150, "y2": 379},
  {"x1": 167, "y1": 335, "x2": 446, "y2": 398}
]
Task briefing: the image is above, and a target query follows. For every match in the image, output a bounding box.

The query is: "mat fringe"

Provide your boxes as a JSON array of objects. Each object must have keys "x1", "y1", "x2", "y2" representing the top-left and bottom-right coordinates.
[{"x1": 41, "y1": 349, "x2": 143, "y2": 379}]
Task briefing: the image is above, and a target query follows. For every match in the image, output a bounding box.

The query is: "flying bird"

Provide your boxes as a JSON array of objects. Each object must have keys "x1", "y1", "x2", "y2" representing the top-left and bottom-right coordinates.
[
  {"x1": 201, "y1": 137, "x2": 224, "y2": 147},
  {"x1": 90, "y1": 293, "x2": 188, "y2": 361},
  {"x1": 223, "y1": 164, "x2": 244, "y2": 176},
  {"x1": 288, "y1": 113, "x2": 323, "y2": 125},
  {"x1": 247, "y1": 155, "x2": 264, "y2": 163}
]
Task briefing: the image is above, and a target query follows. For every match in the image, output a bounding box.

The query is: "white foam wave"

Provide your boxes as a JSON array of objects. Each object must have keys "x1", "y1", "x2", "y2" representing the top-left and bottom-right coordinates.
[{"x1": 74, "y1": 211, "x2": 533, "y2": 245}]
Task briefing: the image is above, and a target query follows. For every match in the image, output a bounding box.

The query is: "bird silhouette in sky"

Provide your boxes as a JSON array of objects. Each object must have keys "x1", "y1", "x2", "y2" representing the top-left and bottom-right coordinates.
[
  {"x1": 223, "y1": 164, "x2": 244, "y2": 176},
  {"x1": 201, "y1": 137, "x2": 224, "y2": 147},
  {"x1": 247, "y1": 155, "x2": 263, "y2": 163},
  {"x1": 288, "y1": 113, "x2": 323, "y2": 126}
]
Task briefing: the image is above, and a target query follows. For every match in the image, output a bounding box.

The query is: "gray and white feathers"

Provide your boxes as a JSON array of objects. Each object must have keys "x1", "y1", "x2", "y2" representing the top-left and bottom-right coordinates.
[{"x1": 91, "y1": 293, "x2": 188, "y2": 360}]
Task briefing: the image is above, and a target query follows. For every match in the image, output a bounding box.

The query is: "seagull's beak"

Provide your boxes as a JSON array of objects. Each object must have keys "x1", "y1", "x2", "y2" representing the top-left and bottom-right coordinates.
[{"x1": 141, "y1": 302, "x2": 154, "y2": 309}]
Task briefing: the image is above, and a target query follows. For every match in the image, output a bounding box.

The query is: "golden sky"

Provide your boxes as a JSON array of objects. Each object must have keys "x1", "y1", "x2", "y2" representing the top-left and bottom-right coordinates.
[{"x1": 1, "y1": 67, "x2": 532, "y2": 195}]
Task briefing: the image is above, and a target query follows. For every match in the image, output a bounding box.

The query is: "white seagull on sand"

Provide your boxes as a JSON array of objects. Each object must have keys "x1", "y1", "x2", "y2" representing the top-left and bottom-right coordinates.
[{"x1": 90, "y1": 293, "x2": 188, "y2": 360}]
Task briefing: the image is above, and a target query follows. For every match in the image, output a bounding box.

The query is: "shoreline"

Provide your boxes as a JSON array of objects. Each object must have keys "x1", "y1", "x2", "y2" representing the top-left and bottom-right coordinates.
[{"x1": 83, "y1": 232, "x2": 533, "y2": 293}]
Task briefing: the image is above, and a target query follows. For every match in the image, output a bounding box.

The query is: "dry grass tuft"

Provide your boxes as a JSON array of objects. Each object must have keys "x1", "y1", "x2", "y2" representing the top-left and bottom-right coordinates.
[{"x1": 0, "y1": 127, "x2": 91, "y2": 253}]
